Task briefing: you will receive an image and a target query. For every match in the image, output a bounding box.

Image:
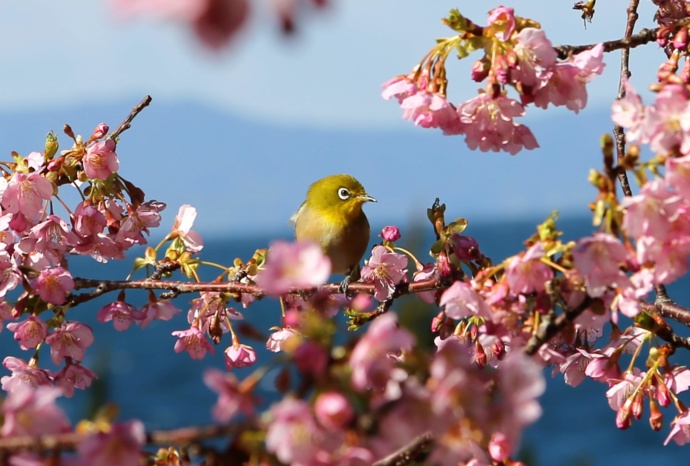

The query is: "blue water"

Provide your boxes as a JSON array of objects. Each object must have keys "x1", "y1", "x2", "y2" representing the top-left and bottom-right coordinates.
[{"x1": 2, "y1": 215, "x2": 689, "y2": 465}]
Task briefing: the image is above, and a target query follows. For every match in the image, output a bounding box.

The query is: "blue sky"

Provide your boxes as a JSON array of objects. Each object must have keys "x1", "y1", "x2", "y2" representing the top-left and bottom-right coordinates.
[{"x1": 0, "y1": 1, "x2": 665, "y2": 237}]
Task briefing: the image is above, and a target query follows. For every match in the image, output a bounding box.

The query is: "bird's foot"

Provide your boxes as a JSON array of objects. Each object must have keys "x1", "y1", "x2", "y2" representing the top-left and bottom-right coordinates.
[{"x1": 338, "y1": 274, "x2": 352, "y2": 295}]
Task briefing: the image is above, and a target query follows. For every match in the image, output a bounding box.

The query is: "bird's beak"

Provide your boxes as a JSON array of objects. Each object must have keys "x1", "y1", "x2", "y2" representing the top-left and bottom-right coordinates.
[{"x1": 359, "y1": 194, "x2": 376, "y2": 203}]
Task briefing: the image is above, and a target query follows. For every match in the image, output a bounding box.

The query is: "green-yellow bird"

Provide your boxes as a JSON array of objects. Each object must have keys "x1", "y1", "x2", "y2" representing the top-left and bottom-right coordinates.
[{"x1": 292, "y1": 174, "x2": 376, "y2": 287}]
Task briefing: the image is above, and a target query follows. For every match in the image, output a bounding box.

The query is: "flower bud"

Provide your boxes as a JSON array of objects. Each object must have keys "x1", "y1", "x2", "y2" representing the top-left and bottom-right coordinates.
[
  {"x1": 631, "y1": 392, "x2": 644, "y2": 420},
  {"x1": 314, "y1": 392, "x2": 354, "y2": 431},
  {"x1": 616, "y1": 399, "x2": 633, "y2": 430},
  {"x1": 44, "y1": 131, "x2": 59, "y2": 160},
  {"x1": 452, "y1": 234, "x2": 480, "y2": 262},
  {"x1": 649, "y1": 399, "x2": 663, "y2": 431},
  {"x1": 91, "y1": 123, "x2": 109, "y2": 140},
  {"x1": 380, "y1": 226, "x2": 401, "y2": 242}
]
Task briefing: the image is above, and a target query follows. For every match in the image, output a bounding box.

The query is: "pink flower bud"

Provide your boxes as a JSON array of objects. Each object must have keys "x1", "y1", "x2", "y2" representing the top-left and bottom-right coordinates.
[
  {"x1": 91, "y1": 123, "x2": 109, "y2": 140},
  {"x1": 631, "y1": 392, "x2": 644, "y2": 420},
  {"x1": 380, "y1": 226, "x2": 401, "y2": 242},
  {"x1": 488, "y1": 432, "x2": 511, "y2": 462},
  {"x1": 616, "y1": 399, "x2": 633, "y2": 430},
  {"x1": 649, "y1": 400, "x2": 663, "y2": 431},
  {"x1": 314, "y1": 392, "x2": 354, "y2": 431},
  {"x1": 224, "y1": 344, "x2": 257, "y2": 370},
  {"x1": 452, "y1": 234, "x2": 481, "y2": 262}
]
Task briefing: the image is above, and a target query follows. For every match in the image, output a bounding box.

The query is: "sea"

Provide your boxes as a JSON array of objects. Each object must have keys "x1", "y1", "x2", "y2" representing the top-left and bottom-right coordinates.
[{"x1": 1, "y1": 215, "x2": 689, "y2": 466}]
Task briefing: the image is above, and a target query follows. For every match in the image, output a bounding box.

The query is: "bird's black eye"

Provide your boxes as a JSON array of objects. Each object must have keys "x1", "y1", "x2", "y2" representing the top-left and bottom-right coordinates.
[{"x1": 337, "y1": 187, "x2": 350, "y2": 200}]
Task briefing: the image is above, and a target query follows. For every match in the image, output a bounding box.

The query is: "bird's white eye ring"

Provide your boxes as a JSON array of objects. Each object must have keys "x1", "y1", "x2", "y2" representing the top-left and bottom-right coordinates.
[{"x1": 338, "y1": 187, "x2": 350, "y2": 200}]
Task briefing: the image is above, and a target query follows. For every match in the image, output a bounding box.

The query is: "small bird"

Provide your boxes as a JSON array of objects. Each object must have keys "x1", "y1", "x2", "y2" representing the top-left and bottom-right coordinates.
[{"x1": 292, "y1": 174, "x2": 376, "y2": 289}]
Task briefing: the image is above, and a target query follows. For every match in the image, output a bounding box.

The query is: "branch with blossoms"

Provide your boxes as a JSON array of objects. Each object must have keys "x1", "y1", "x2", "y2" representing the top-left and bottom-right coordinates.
[{"x1": 7, "y1": 3, "x2": 690, "y2": 465}]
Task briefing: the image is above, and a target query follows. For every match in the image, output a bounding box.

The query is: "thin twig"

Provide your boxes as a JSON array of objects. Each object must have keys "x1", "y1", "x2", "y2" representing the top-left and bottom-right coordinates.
[
  {"x1": 611, "y1": 0, "x2": 639, "y2": 198},
  {"x1": 654, "y1": 285, "x2": 690, "y2": 328},
  {"x1": 554, "y1": 25, "x2": 657, "y2": 59},
  {"x1": 107, "y1": 95, "x2": 153, "y2": 142}
]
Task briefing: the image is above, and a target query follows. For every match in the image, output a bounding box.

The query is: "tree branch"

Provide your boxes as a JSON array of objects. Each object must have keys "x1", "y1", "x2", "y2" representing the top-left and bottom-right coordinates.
[
  {"x1": 107, "y1": 95, "x2": 153, "y2": 142},
  {"x1": 524, "y1": 297, "x2": 594, "y2": 356},
  {"x1": 70, "y1": 276, "x2": 444, "y2": 305},
  {"x1": 372, "y1": 431, "x2": 433, "y2": 466}
]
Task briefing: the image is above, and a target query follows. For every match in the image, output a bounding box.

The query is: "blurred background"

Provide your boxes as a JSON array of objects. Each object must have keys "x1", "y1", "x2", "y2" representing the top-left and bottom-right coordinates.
[{"x1": 0, "y1": 1, "x2": 688, "y2": 465}]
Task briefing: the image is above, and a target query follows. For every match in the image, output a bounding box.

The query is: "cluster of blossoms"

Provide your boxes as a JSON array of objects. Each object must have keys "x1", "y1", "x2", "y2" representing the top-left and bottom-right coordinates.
[{"x1": 382, "y1": 6, "x2": 605, "y2": 154}]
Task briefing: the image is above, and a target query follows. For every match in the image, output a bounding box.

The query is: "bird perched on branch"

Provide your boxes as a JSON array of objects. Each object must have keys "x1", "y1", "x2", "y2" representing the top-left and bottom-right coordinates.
[{"x1": 292, "y1": 174, "x2": 376, "y2": 290}]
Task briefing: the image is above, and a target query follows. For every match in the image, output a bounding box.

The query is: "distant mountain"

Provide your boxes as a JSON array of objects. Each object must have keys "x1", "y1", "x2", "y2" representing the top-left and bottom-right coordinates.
[{"x1": 0, "y1": 98, "x2": 614, "y2": 237}]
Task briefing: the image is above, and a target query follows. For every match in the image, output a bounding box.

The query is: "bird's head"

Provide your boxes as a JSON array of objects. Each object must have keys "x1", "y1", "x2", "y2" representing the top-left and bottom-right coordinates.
[{"x1": 306, "y1": 174, "x2": 376, "y2": 222}]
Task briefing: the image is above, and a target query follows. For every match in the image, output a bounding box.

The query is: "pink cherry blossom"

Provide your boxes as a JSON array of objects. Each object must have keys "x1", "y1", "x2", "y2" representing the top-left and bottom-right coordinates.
[
  {"x1": 294, "y1": 341, "x2": 328, "y2": 378},
  {"x1": 77, "y1": 420, "x2": 145, "y2": 466},
  {"x1": 456, "y1": 93, "x2": 538, "y2": 155},
  {"x1": 83, "y1": 139, "x2": 119, "y2": 180},
  {"x1": 45, "y1": 321, "x2": 94, "y2": 365},
  {"x1": 486, "y1": 6, "x2": 516, "y2": 41},
  {"x1": 7, "y1": 316, "x2": 47, "y2": 350},
  {"x1": 172, "y1": 326, "x2": 215, "y2": 359},
  {"x1": 97, "y1": 301, "x2": 146, "y2": 331},
  {"x1": 360, "y1": 245, "x2": 408, "y2": 302},
  {"x1": 400, "y1": 90, "x2": 463, "y2": 134},
  {"x1": 505, "y1": 242, "x2": 553, "y2": 294},
  {"x1": 496, "y1": 351, "x2": 545, "y2": 444},
  {"x1": 224, "y1": 344, "x2": 257, "y2": 370},
  {"x1": 636, "y1": 235, "x2": 690, "y2": 285},
  {"x1": 73, "y1": 201, "x2": 107, "y2": 237},
  {"x1": 0, "y1": 250, "x2": 22, "y2": 297},
  {"x1": 265, "y1": 398, "x2": 323, "y2": 466},
  {"x1": 116, "y1": 200, "x2": 165, "y2": 247},
  {"x1": 512, "y1": 28, "x2": 556, "y2": 97},
  {"x1": 611, "y1": 79, "x2": 646, "y2": 142},
  {"x1": 665, "y1": 410, "x2": 690, "y2": 445},
  {"x1": 314, "y1": 392, "x2": 354, "y2": 431},
  {"x1": 255, "y1": 240, "x2": 331, "y2": 296},
  {"x1": 1, "y1": 385, "x2": 69, "y2": 437},
  {"x1": 439, "y1": 280, "x2": 492, "y2": 319},
  {"x1": 139, "y1": 299, "x2": 181, "y2": 329},
  {"x1": 413, "y1": 262, "x2": 437, "y2": 304},
  {"x1": 266, "y1": 327, "x2": 300, "y2": 352},
  {"x1": 380, "y1": 225, "x2": 401, "y2": 242},
  {"x1": 622, "y1": 179, "x2": 682, "y2": 241},
  {"x1": 644, "y1": 84, "x2": 690, "y2": 154},
  {"x1": 666, "y1": 154, "x2": 690, "y2": 199},
  {"x1": 606, "y1": 369, "x2": 644, "y2": 411},
  {"x1": 203, "y1": 368, "x2": 255, "y2": 422},
  {"x1": 534, "y1": 43, "x2": 605, "y2": 113},
  {"x1": 350, "y1": 313, "x2": 413, "y2": 392},
  {"x1": 33, "y1": 267, "x2": 74, "y2": 305},
  {"x1": 1, "y1": 357, "x2": 52, "y2": 392},
  {"x1": 186, "y1": 291, "x2": 242, "y2": 334},
  {"x1": 381, "y1": 75, "x2": 418, "y2": 103},
  {"x1": 572, "y1": 233, "x2": 631, "y2": 297},
  {"x1": 170, "y1": 204, "x2": 204, "y2": 253},
  {"x1": 2, "y1": 171, "x2": 53, "y2": 219},
  {"x1": 20, "y1": 215, "x2": 79, "y2": 264},
  {"x1": 54, "y1": 363, "x2": 97, "y2": 398}
]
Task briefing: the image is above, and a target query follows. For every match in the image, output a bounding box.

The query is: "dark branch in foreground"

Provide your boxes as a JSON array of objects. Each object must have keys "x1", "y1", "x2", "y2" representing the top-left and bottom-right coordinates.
[
  {"x1": 524, "y1": 297, "x2": 594, "y2": 356},
  {"x1": 373, "y1": 432, "x2": 433, "y2": 466}
]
